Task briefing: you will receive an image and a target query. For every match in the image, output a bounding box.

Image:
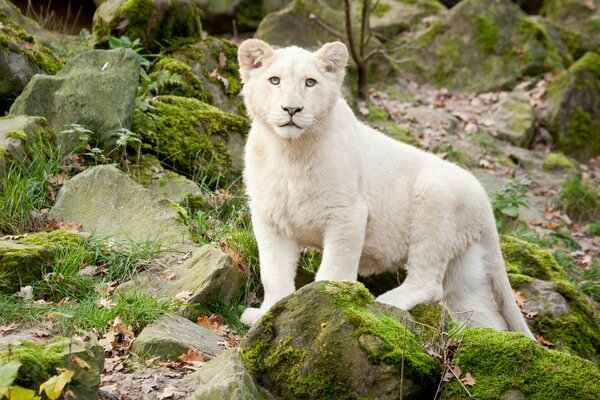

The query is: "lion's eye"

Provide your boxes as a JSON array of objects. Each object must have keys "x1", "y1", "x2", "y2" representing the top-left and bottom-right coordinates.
[
  {"x1": 269, "y1": 77, "x2": 280, "y2": 85},
  {"x1": 306, "y1": 78, "x2": 317, "y2": 87}
]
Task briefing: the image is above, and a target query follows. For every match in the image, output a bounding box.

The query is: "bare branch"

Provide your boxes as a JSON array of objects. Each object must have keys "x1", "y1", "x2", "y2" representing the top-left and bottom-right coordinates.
[{"x1": 343, "y1": 0, "x2": 361, "y2": 68}]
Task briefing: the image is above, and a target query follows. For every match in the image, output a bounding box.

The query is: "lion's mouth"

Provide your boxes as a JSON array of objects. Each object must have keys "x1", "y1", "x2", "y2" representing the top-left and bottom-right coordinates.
[{"x1": 280, "y1": 120, "x2": 302, "y2": 129}]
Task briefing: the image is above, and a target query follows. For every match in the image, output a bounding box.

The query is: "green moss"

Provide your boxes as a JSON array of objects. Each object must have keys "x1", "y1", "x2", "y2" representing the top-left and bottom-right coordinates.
[
  {"x1": 507, "y1": 273, "x2": 534, "y2": 288},
  {"x1": 529, "y1": 280, "x2": 600, "y2": 362},
  {"x1": 500, "y1": 236, "x2": 566, "y2": 281},
  {"x1": 0, "y1": 23, "x2": 62, "y2": 75},
  {"x1": 150, "y1": 57, "x2": 209, "y2": 101},
  {"x1": 0, "y1": 241, "x2": 53, "y2": 293},
  {"x1": 202, "y1": 37, "x2": 243, "y2": 99},
  {"x1": 18, "y1": 230, "x2": 83, "y2": 250},
  {"x1": 6, "y1": 130, "x2": 27, "y2": 141},
  {"x1": 415, "y1": 20, "x2": 445, "y2": 48},
  {"x1": 0, "y1": 146, "x2": 7, "y2": 160},
  {"x1": 543, "y1": 152, "x2": 576, "y2": 171},
  {"x1": 0, "y1": 340, "x2": 64, "y2": 389},
  {"x1": 441, "y1": 327, "x2": 600, "y2": 399},
  {"x1": 517, "y1": 17, "x2": 566, "y2": 69},
  {"x1": 321, "y1": 280, "x2": 374, "y2": 310},
  {"x1": 135, "y1": 96, "x2": 249, "y2": 183},
  {"x1": 433, "y1": 38, "x2": 459, "y2": 85},
  {"x1": 371, "y1": 2, "x2": 391, "y2": 18},
  {"x1": 475, "y1": 15, "x2": 499, "y2": 53}
]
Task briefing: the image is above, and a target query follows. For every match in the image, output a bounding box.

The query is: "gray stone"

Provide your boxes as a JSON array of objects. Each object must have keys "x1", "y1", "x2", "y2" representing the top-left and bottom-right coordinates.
[
  {"x1": 131, "y1": 314, "x2": 222, "y2": 360},
  {"x1": 188, "y1": 350, "x2": 262, "y2": 400},
  {"x1": 371, "y1": 0, "x2": 444, "y2": 36},
  {"x1": 9, "y1": 48, "x2": 139, "y2": 152},
  {"x1": 118, "y1": 245, "x2": 245, "y2": 318},
  {"x1": 148, "y1": 173, "x2": 203, "y2": 204},
  {"x1": 50, "y1": 165, "x2": 191, "y2": 246},
  {"x1": 0, "y1": 51, "x2": 35, "y2": 99},
  {"x1": 493, "y1": 92, "x2": 535, "y2": 147},
  {"x1": 0, "y1": 115, "x2": 50, "y2": 175},
  {"x1": 520, "y1": 279, "x2": 570, "y2": 318},
  {"x1": 240, "y1": 281, "x2": 437, "y2": 399}
]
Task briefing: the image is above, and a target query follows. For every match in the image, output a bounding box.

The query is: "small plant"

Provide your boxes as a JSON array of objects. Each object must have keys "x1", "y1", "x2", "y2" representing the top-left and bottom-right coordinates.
[
  {"x1": 558, "y1": 175, "x2": 600, "y2": 223},
  {"x1": 492, "y1": 178, "x2": 532, "y2": 233},
  {"x1": 580, "y1": 261, "x2": 600, "y2": 302}
]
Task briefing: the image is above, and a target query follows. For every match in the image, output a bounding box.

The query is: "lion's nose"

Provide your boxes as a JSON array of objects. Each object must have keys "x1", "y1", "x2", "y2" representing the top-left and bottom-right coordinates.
[{"x1": 282, "y1": 106, "x2": 303, "y2": 116}]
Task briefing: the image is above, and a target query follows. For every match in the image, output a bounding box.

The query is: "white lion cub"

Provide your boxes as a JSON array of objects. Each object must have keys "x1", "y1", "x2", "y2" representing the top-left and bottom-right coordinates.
[{"x1": 237, "y1": 39, "x2": 535, "y2": 339}]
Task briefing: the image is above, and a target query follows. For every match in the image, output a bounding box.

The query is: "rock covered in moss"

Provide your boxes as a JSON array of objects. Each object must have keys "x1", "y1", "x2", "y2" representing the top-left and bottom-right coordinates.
[
  {"x1": 0, "y1": 1, "x2": 62, "y2": 110},
  {"x1": 370, "y1": 0, "x2": 445, "y2": 36},
  {"x1": 188, "y1": 349, "x2": 263, "y2": 400},
  {"x1": 50, "y1": 165, "x2": 191, "y2": 245},
  {"x1": 0, "y1": 230, "x2": 83, "y2": 293},
  {"x1": 0, "y1": 338, "x2": 104, "y2": 399},
  {"x1": 501, "y1": 235, "x2": 566, "y2": 281},
  {"x1": 9, "y1": 48, "x2": 139, "y2": 152},
  {"x1": 543, "y1": 152, "x2": 577, "y2": 171},
  {"x1": 93, "y1": 0, "x2": 202, "y2": 52},
  {"x1": 0, "y1": 115, "x2": 52, "y2": 175},
  {"x1": 151, "y1": 37, "x2": 245, "y2": 114},
  {"x1": 391, "y1": 0, "x2": 568, "y2": 91},
  {"x1": 134, "y1": 96, "x2": 249, "y2": 181},
  {"x1": 131, "y1": 314, "x2": 222, "y2": 360},
  {"x1": 241, "y1": 281, "x2": 439, "y2": 399},
  {"x1": 493, "y1": 92, "x2": 535, "y2": 147},
  {"x1": 541, "y1": 0, "x2": 600, "y2": 56},
  {"x1": 440, "y1": 327, "x2": 600, "y2": 399},
  {"x1": 117, "y1": 245, "x2": 245, "y2": 319},
  {"x1": 544, "y1": 52, "x2": 600, "y2": 161}
]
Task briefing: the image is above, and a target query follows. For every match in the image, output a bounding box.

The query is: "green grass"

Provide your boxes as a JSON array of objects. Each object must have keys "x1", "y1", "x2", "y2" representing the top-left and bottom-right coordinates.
[
  {"x1": 558, "y1": 176, "x2": 600, "y2": 223},
  {"x1": 470, "y1": 132, "x2": 501, "y2": 155},
  {"x1": 580, "y1": 261, "x2": 600, "y2": 303},
  {"x1": 0, "y1": 137, "x2": 64, "y2": 234}
]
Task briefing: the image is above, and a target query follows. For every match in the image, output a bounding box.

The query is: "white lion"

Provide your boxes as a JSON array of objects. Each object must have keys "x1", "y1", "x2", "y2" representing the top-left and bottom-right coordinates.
[{"x1": 237, "y1": 38, "x2": 535, "y2": 339}]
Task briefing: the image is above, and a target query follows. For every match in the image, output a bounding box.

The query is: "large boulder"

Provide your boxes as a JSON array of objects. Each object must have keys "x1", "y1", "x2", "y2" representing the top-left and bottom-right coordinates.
[
  {"x1": 240, "y1": 281, "x2": 440, "y2": 399},
  {"x1": 150, "y1": 37, "x2": 244, "y2": 114},
  {"x1": 541, "y1": 0, "x2": 600, "y2": 58},
  {"x1": 9, "y1": 48, "x2": 140, "y2": 152},
  {"x1": 50, "y1": 165, "x2": 191, "y2": 245},
  {"x1": 117, "y1": 245, "x2": 245, "y2": 319},
  {"x1": 370, "y1": 0, "x2": 445, "y2": 36},
  {"x1": 188, "y1": 350, "x2": 263, "y2": 400},
  {"x1": 440, "y1": 328, "x2": 600, "y2": 399},
  {"x1": 93, "y1": 0, "x2": 203, "y2": 52},
  {"x1": 131, "y1": 314, "x2": 223, "y2": 360},
  {"x1": 0, "y1": 230, "x2": 84, "y2": 293},
  {"x1": 0, "y1": 1, "x2": 63, "y2": 112},
  {"x1": 0, "y1": 338, "x2": 104, "y2": 400},
  {"x1": 391, "y1": 0, "x2": 569, "y2": 91},
  {"x1": 544, "y1": 52, "x2": 600, "y2": 161},
  {"x1": 133, "y1": 96, "x2": 249, "y2": 182}
]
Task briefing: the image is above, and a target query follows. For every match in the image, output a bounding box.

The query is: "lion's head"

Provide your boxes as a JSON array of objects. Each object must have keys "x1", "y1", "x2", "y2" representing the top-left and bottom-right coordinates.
[{"x1": 238, "y1": 39, "x2": 348, "y2": 140}]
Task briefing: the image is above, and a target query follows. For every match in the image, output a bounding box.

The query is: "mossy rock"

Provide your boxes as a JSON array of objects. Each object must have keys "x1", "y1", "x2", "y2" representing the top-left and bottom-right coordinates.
[
  {"x1": 543, "y1": 152, "x2": 577, "y2": 171},
  {"x1": 544, "y1": 52, "x2": 600, "y2": 162},
  {"x1": 240, "y1": 281, "x2": 440, "y2": 399},
  {"x1": 160, "y1": 37, "x2": 244, "y2": 114},
  {"x1": 493, "y1": 92, "x2": 535, "y2": 148},
  {"x1": 0, "y1": 115, "x2": 53, "y2": 176},
  {"x1": 134, "y1": 96, "x2": 249, "y2": 183},
  {"x1": 500, "y1": 235, "x2": 566, "y2": 281},
  {"x1": 0, "y1": 1, "x2": 63, "y2": 111},
  {"x1": 92, "y1": 0, "x2": 203, "y2": 52},
  {"x1": 0, "y1": 230, "x2": 83, "y2": 293},
  {"x1": 440, "y1": 327, "x2": 600, "y2": 399},
  {"x1": 370, "y1": 0, "x2": 445, "y2": 36},
  {"x1": 0, "y1": 338, "x2": 104, "y2": 399},
  {"x1": 541, "y1": 0, "x2": 600, "y2": 54},
  {"x1": 390, "y1": 0, "x2": 568, "y2": 91}
]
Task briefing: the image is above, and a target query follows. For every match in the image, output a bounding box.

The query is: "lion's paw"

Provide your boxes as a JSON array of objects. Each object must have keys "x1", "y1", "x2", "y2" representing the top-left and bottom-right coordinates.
[{"x1": 241, "y1": 307, "x2": 266, "y2": 326}]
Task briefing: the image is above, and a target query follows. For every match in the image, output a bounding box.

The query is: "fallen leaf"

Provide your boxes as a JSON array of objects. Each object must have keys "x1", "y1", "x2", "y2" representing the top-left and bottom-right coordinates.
[
  {"x1": 460, "y1": 372, "x2": 476, "y2": 386},
  {"x1": 158, "y1": 269, "x2": 176, "y2": 281},
  {"x1": 39, "y1": 369, "x2": 74, "y2": 400},
  {"x1": 219, "y1": 52, "x2": 227, "y2": 68},
  {"x1": 70, "y1": 356, "x2": 90, "y2": 371},
  {"x1": 175, "y1": 290, "x2": 193, "y2": 302},
  {"x1": 99, "y1": 298, "x2": 116, "y2": 309},
  {"x1": 0, "y1": 322, "x2": 21, "y2": 335},
  {"x1": 17, "y1": 285, "x2": 33, "y2": 301},
  {"x1": 44, "y1": 218, "x2": 82, "y2": 233},
  {"x1": 177, "y1": 251, "x2": 192, "y2": 264},
  {"x1": 442, "y1": 365, "x2": 462, "y2": 382},
  {"x1": 158, "y1": 385, "x2": 185, "y2": 399},
  {"x1": 512, "y1": 290, "x2": 526, "y2": 308},
  {"x1": 536, "y1": 335, "x2": 554, "y2": 347},
  {"x1": 196, "y1": 315, "x2": 227, "y2": 335},
  {"x1": 48, "y1": 172, "x2": 69, "y2": 186},
  {"x1": 178, "y1": 348, "x2": 206, "y2": 363}
]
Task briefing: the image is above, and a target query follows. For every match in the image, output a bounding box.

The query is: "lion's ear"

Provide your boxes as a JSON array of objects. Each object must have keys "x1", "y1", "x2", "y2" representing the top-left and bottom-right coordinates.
[
  {"x1": 238, "y1": 39, "x2": 274, "y2": 82},
  {"x1": 315, "y1": 42, "x2": 348, "y2": 81}
]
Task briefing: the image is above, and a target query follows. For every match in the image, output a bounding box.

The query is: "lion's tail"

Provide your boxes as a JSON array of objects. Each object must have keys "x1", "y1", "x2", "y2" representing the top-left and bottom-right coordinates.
[{"x1": 483, "y1": 235, "x2": 536, "y2": 340}]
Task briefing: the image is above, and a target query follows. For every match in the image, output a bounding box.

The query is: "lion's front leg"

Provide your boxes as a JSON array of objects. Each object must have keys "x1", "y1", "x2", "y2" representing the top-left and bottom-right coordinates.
[
  {"x1": 315, "y1": 202, "x2": 368, "y2": 282},
  {"x1": 241, "y1": 217, "x2": 301, "y2": 326}
]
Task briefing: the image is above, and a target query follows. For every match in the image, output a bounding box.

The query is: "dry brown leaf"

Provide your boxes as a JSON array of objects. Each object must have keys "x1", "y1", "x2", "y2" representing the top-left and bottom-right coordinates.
[
  {"x1": 460, "y1": 372, "x2": 476, "y2": 386},
  {"x1": 177, "y1": 251, "x2": 192, "y2": 264},
  {"x1": 443, "y1": 365, "x2": 462, "y2": 382},
  {"x1": 70, "y1": 355, "x2": 91, "y2": 370},
  {"x1": 158, "y1": 386, "x2": 186, "y2": 400},
  {"x1": 99, "y1": 298, "x2": 116, "y2": 309},
  {"x1": 31, "y1": 327, "x2": 51, "y2": 338},
  {"x1": 512, "y1": 290, "x2": 526, "y2": 309},
  {"x1": 175, "y1": 290, "x2": 193, "y2": 302},
  {"x1": 196, "y1": 315, "x2": 227, "y2": 335},
  {"x1": 17, "y1": 285, "x2": 33, "y2": 301},
  {"x1": 178, "y1": 348, "x2": 206, "y2": 363},
  {"x1": 44, "y1": 218, "x2": 82, "y2": 233},
  {"x1": 0, "y1": 322, "x2": 21, "y2": 335},
  {"x1": 48, "y1": 172, "x2": 69, "y2": 186},
  {"x1": 158, "y1": 269, "x2": 177, "y2": 281},
  {"x1": 222, "y1": 246, "x2": 244, "y2": 267},
  {"x1": 536, "y1": 335, "x2": 554, "y2": 347}
]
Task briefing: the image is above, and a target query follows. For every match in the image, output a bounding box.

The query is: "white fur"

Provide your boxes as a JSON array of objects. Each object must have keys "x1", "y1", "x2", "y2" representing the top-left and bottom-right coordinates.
[{"x1": 237, "y1": 39, "x2": 535, "y2": 340}]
